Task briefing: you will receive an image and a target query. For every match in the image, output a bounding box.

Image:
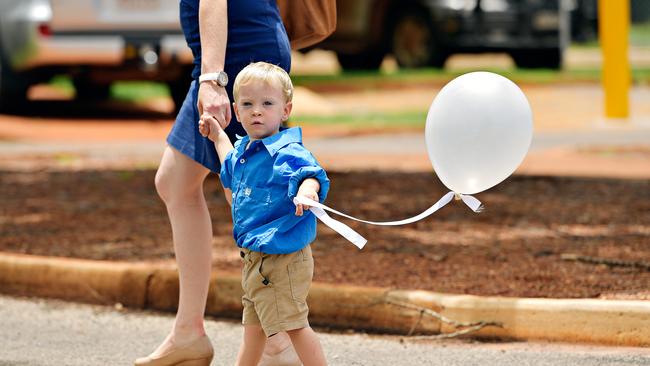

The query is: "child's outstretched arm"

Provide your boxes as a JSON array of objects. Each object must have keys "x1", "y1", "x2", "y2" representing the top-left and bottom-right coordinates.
[
  {"x1": 295, "y1": 178, "x2": 320, "y2": 216},
  {"x1": 199, "y1": 115, "x2": 233, "y2": 205},
  {"x1": 199, "y1": 115, "x2": 233, "y2": 166}
]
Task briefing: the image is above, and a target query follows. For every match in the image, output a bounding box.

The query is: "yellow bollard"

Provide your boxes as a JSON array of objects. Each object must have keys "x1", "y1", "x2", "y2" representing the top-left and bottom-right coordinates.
[{"x1": 598, "y1": 0, "x2": 630, "y2": 119}]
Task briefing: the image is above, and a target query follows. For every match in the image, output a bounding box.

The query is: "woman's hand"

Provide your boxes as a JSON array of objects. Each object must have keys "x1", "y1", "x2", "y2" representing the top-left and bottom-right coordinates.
[{"x1": 197, "y1": 81, "x2": 231, "y2": 133}]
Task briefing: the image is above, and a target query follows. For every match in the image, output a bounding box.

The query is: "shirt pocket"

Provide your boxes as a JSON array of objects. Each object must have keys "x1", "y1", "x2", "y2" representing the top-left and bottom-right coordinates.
[{"x1": 234, "y1": 185, "x2": 276, "y2": 229}]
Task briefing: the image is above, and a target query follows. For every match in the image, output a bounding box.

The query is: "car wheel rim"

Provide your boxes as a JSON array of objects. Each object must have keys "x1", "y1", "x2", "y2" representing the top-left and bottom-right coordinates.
[{"x1": 393, "y1": 16, "x2": 432, "y2": 68}]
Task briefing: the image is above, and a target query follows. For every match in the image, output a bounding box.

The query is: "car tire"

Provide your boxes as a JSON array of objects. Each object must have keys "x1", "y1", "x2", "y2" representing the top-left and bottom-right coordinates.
[
  {"x1": 168, "y1": 73, "x2": 192, "y2": 115},
  {"x1": 336, "y1": 50, "x2": 385, "y2": 71},
  {"x1": 0, "y1": 61, "x2": 29, "y2": 112},
  {"x1": 512, "y1": 48, "x2": 563, "y2": 69},
  {"x1": 391, "y1": 11, "x2": 447, "y2": 69},
  {"x1": 73, "y1": 79, "x2": 111, "y2": 101}
]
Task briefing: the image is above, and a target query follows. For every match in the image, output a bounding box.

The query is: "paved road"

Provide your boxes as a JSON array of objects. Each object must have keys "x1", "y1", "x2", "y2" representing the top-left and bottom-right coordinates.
[
  {"x1": 1, "y1": 128, "x2": 648, "y2": 163},
  {"x1": 305, "y1": 128, "x2": 650, "y2": 154},
  {"x1": 2, "y1": 295, "x2": 649, "y2": 366}
]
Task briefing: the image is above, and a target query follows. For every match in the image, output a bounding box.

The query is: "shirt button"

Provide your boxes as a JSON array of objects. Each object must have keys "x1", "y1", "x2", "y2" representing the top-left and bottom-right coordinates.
[{"x1": 240, "y1": 158, "x2": 246, "y2": 164}]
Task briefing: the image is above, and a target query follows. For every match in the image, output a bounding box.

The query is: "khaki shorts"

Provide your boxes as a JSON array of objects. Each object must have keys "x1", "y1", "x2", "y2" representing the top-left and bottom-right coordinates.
[{"x1": 240, "y1": 245, "x2": 314, "y2": 337}]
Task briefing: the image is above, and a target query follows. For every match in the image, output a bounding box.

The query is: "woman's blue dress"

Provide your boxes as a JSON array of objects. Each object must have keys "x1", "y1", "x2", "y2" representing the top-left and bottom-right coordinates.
[{"x1": 168, "y1": 0, "x2": 292, "y2": 172}]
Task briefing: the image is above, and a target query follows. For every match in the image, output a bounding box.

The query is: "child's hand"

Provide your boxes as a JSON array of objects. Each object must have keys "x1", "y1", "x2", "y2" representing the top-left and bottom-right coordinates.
[
  {"x1": 198, "y1": 114, "x2": 223, "y2": 142},
  {"x1": 295, "y1": 187, "x2": 319, "y2": 216}
]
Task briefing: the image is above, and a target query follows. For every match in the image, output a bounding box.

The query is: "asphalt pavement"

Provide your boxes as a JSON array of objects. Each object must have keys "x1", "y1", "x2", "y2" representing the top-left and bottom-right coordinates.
[
  {"x1": 305, "y1": 128, "x2": 650, "y2": 154},
  {"x1": 1, "y1": 128, "x2": 648, "y2": 168},
  {"x1": 2, "y1": 295, "x2": 649, "y2": 366}
]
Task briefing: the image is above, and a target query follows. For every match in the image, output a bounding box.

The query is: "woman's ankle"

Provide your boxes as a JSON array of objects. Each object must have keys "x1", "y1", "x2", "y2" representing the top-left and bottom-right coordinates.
[{"x1": 171, "y1": 322, "x2": 207, "y2": 344}]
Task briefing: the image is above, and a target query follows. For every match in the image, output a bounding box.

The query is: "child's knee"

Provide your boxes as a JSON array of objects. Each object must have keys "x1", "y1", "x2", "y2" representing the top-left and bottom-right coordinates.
[{"x1": 286, "y1": 326, "x2": 311, "y2": 337}]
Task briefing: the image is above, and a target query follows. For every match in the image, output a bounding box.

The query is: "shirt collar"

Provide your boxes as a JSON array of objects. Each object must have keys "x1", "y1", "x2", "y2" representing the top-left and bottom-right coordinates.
[
  {"x1": 234, "y1": 127, "x2": 302, "y2": 156},
  {"x1": 234, "y1": 135, "x2": 249, "y2": 156},
  {"x1": 262, "y1": 127, "x2": 303, "y2": 156}
]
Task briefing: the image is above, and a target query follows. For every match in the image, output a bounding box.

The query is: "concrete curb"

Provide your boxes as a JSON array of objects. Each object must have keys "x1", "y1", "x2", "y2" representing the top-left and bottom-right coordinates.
[{"x1": 1, "y1": 253, "x2": 648, "y2": 347}]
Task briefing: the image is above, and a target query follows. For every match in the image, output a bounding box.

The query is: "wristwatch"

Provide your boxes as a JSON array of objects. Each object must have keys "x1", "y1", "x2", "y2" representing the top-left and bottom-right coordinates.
[{"x1": 199, "y1": 71, "x2": 229, "y2": 87}]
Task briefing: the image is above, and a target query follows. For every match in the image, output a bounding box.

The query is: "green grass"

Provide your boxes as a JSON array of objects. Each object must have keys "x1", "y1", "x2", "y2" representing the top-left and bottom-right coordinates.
[
  {"x1": 292, "y1": 67, "x2": 650, "y2": 88},
  {"x1": 630, "y1": 22, "x2": 650, "y2": 46},
  {"x1": 117, "y1": 170, "x2": 136, "y2": 181},
  {"x1": 290, "y1": 111, "x2": 427, "y2": 129},
  {"x1": 54, "y1": 153, "x2": 79, "y2": 165},
  {"x1": 50, "y1": 76, "x2": 75, "y2": 95},
  {"x1": 570, "y1": 40, "x2": 600, "y2": 49},
  {"x1": 49, "y1": 76, "x2": 170, "y2": 101},
  {"x1": 111, "y1": 81, "x2": 169, "y2": 101},
  {"x1": 571, "y1": 22, "x2": 650, "y2": 48}
]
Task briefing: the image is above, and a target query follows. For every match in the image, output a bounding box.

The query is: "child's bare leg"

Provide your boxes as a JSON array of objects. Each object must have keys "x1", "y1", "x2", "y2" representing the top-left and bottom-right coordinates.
[
  {"x1": 287, "y1": 327, "x2": 327, "y2": 366},
  {"x1": 259, "y1": 332, "x2": 301, "y2": 366},
  {"x1": 235, "y1": 325, "x2": 266, "y2": 366},
  {"x1": 264, "y1": 331, "x2": 292, "y2": 354}
]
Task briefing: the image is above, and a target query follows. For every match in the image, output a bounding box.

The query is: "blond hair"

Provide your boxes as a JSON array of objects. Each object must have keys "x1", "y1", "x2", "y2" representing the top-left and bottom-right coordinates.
[{"x1": 233, "y1": 62, "x2": 293, "y2": 103}]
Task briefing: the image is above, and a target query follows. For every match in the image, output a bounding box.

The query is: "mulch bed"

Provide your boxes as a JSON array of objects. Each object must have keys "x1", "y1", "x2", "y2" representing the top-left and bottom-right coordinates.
[{"x1": 1, "y1": 169, "x2": 648, "y2": 299}]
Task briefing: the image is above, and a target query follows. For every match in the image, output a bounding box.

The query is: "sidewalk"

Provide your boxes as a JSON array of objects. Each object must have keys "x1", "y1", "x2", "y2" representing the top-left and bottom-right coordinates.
[
  {"x1": 5, "y1": 295, "x2": 650, "y2": 366},
  {"x1": 305, "y1": 128, "x2": 650, "y2": 179}
]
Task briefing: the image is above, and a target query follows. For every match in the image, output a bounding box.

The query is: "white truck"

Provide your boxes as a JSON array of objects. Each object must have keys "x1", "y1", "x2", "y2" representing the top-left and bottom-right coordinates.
[{"x1": 0, "y1": 0, "x2": 193, "y2": 111}]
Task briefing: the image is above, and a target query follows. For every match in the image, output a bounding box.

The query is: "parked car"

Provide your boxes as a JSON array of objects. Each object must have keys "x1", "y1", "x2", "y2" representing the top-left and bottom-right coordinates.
[
  {"x1": 316, "y1": 0, "x2": 569, "y2": 70},
  {"x1": 0, "y1": 0, "x2": 193, "y2": 111},
  {"x1": 569, "y1": 0, "x2": 598, "y2": 43}
]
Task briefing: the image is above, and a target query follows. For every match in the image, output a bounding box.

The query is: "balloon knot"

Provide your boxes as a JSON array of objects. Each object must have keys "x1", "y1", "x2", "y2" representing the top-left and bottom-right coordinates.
[{"x1": 454, "y1": 193, "x2": 462, "y2": 201}]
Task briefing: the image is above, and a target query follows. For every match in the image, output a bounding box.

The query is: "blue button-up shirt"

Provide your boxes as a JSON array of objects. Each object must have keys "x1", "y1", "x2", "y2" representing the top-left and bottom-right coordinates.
[{"x1": 220, "y1": 127, "x2": 330, "y2": 254}]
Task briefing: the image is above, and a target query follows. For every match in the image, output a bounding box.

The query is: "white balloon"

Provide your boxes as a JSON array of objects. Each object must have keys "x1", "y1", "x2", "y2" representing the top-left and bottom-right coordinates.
[{"x1": 425, "y1": 72, "x2": 533, "y2": 194}]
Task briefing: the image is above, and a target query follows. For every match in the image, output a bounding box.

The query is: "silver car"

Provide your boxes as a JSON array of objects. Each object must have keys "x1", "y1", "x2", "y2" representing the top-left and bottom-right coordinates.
[{"x1": 0, "y1": 0, "x2": 193, "y2": 111}]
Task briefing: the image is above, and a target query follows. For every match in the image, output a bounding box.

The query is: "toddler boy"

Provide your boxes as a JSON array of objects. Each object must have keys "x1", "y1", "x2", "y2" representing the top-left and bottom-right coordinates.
[{"x1": 199, "y1": 61, "x2": 329, "y2": 366}]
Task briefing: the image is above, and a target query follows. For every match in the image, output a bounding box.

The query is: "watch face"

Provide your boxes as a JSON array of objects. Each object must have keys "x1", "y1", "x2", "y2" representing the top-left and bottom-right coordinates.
[{"x1": 218, "y1": 72, "x2": 229, "y2": 86}]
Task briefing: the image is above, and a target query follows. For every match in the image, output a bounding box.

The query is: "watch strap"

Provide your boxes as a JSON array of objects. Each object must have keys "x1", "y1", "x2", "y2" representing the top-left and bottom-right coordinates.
[{"x1": 199, "y1": 72, "x2": 227, "y2": 85}]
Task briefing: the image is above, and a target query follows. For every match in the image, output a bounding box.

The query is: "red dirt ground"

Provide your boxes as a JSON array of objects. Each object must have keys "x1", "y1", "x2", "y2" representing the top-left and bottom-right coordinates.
[{"x1": 1, "y1": 168, "x2": 648, "y2": 299}]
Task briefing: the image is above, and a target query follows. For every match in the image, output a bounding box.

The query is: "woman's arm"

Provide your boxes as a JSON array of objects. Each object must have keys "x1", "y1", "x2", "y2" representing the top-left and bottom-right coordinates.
[
  {"x1": 199, "y1": 0, "x2": 227, "y2": 75},
  {"x1": 197, "y1": 0, "x2": 231, "y2": 130}
]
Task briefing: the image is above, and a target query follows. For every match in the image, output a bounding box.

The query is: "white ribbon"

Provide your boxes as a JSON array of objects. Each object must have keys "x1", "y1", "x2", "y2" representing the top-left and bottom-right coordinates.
[{"x1": 293, "y1": 191, "x2": 483, "y2": 249}]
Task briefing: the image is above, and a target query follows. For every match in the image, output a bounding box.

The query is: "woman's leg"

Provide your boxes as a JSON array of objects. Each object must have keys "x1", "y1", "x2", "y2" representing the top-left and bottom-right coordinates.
[
  {"x1": 149, "y1": 145, "x2": 300, "y2": 364},
  {"x1": 150, "y1": 145, "x2": 213, "y2": 355}
]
